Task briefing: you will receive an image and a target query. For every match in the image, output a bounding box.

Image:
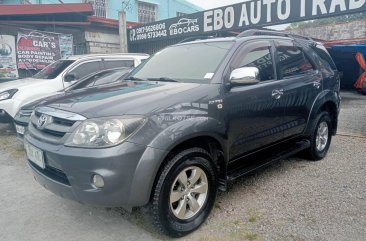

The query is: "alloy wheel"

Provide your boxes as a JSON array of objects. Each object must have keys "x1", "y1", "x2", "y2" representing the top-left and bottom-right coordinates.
[
  {"x1": 316, "y1": 121, "x2": 329, "y2": 152},
  {"x1": 169, "y1": 166, "x2": 208, "y2": 220}
]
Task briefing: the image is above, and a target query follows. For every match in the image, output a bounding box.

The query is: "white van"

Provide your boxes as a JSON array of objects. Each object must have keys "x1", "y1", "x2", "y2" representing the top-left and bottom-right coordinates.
[{"x1": 0, "y1": 53, "x2": 149, "y2": 122}]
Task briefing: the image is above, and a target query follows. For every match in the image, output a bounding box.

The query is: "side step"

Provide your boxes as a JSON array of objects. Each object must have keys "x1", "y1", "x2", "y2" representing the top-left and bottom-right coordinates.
[{"x1": 222, "y1": 139, "x2": 310, "y2": 189}]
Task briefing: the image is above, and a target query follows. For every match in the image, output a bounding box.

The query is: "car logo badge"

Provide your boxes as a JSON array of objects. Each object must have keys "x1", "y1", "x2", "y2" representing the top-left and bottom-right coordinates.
[{"x1": 37, "y1": 114, "x2": 52, "y2": 130}]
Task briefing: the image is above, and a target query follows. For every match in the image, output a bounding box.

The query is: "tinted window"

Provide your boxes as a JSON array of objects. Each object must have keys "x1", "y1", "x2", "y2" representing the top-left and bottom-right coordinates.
[
  {"x1": 131, "y1": 41, "x2": 234, "y2": 82},
  {"x1": 311, "y1": 44, "x2": 337, "y2": 70},
  {"x1": 33, "y1": 60, "x2": 74, "y2": 79},
  {"x1": 104, "y1": 60, "x2": 135, "y2": 68},
  {"x1": 68, "y1": 69, "x2": 131, "y2": 90},
  {"x1": 69, "y1": 61, "x2": 101, "y2": 80},
  {"x1": 93, "y1": 69, "x2": 131, "y2": 86},
  {"x1": 276, "y1": 42, "x2": 314, "y2": 78},
  {"x1": 234, "y1": 41, "x2": 275, "y2": 82}
]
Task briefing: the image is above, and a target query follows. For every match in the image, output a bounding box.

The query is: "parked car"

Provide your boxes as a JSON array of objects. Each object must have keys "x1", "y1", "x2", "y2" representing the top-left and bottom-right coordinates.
[
  {"x1": 14, "y1": 67, "x2": 133, "y2": 139},
  {"x1": 0, "y1": 53, "x2": 149, "y2": 123},
  {"x1": 24, "y1": 30, "x2": 340, "y2": 237}
]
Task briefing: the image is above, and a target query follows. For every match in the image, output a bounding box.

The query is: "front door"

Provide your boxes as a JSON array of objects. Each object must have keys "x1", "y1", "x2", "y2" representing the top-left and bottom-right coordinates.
[{"x1": 225, "y1": 40, "x2": 285, "y2": 160}]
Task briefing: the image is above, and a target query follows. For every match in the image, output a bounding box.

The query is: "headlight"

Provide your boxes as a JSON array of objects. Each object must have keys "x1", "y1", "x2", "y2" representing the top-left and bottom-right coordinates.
[
  {"x1": 65, "y1": 116, "x2": 146, "y2": 148},
  {"x1": 0, "y1": 89, "x2": 18, "y2": 101}
]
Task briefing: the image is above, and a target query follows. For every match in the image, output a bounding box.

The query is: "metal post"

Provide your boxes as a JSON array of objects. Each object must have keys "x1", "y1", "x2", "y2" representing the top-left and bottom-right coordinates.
[{"x1": 118, "y1": 11, "x2": 128, "y2": 53}]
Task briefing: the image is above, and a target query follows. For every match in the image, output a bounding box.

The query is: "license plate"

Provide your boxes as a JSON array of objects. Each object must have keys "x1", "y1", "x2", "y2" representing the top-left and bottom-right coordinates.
[
  {"x1": 25, "y1": 143, "x2": 45, "y2": 169},
  {"x1": 15, "y1": 124, "x2": 25, "y2": 135}
]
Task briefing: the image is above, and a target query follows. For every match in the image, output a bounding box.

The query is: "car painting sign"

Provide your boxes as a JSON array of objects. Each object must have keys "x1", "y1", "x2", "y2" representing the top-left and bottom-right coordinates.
[
  {"x1": 0, "y1": 35, "x2": 19, "y2": 80},
  {"x1": 128, "y1": 0, "x2": 366, "y2": 44},
  {"x1": 17, "y1": 29, "x2": 61, "y2": 70}
]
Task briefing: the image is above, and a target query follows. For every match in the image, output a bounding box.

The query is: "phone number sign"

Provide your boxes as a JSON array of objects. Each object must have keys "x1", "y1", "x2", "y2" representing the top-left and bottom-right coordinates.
[{"x1": 128, "y1": 0, "x2": 366, "y2": 44}]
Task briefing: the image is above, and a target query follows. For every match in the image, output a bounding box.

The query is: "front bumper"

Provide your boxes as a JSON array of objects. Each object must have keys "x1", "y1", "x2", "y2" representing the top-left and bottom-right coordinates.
[{"x1": 24, "y1": 133, "x2": 168, "y2": 207}]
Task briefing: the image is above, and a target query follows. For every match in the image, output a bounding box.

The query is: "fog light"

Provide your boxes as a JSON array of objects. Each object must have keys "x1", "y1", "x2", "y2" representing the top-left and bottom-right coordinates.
[{"x1": 92, "y1": 174, "x2": 104, "y2": 188}]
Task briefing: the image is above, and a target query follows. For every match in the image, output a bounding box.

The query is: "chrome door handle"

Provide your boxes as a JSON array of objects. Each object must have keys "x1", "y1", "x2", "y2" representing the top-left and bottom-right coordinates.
[
  {"x1": 272, "y1": 89, "x2": 284, "y2": 100},
  {"x1": 313, "y1": 81, "x2": 321, "y2": 89}
]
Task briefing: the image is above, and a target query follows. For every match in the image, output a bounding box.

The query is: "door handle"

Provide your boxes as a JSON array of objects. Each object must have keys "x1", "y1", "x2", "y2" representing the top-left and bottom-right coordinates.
[
  {"x1": 272, "y1": 89, "x2": 284, "y2": 100},
  {"x1": 313, "y1": 81, "x2": 321, "y2": 89}
]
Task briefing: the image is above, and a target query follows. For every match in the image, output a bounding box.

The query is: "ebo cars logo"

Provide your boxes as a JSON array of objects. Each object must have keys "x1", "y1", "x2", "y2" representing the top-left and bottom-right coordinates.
[{"x1": 169, "y1": 18, "x2": 199, "y2": 36}]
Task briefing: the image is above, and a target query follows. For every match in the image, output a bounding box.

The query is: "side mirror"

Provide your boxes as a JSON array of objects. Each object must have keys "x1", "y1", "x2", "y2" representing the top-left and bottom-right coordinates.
[
  {"x1": 64, "y1": 73, "x2": 78, "y2": 82},
  {"x1": 230, "y1": 67, "x2": 260, "y2": 86}
]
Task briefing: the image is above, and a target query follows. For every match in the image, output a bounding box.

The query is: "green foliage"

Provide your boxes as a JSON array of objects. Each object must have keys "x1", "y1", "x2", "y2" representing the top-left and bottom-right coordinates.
[{"x1": 287, "y1": 13, "x2": 366, "y2": 30}]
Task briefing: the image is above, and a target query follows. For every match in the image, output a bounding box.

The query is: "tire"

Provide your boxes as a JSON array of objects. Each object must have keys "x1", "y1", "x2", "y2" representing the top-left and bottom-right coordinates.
[
  {"x1": 147, "y1": 147, "x2": 218, "y2": 237},
  {"x1": 305, "y1": 111, "x2": 332, "y2": 161}
]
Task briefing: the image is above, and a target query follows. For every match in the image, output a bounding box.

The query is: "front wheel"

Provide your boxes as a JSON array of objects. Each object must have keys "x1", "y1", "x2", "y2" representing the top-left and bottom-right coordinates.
[
  {"x1": 305, "y1": 112, "x2": 332, "y2": 161},
  {"x1": 148, "y1": 148, "x2": 218, "y2": 237}
]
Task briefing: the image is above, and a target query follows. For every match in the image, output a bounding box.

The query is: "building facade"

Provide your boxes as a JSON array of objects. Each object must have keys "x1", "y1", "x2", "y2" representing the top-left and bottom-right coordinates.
[{"x1": 1, "y1": 0, "x2": 202, "y2": 22}]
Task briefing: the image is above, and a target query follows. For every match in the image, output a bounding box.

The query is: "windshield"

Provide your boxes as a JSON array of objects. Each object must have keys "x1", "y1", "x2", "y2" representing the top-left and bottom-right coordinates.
[
  {"x1": 33, "y1": 60, "x2": 74, "y2": 79},
  {"x1": 130, "y1": 41, "x2": 234, "y2": 82},
  {"x1": 67, "y1": 68, "x2": 131, "y2": 90}
]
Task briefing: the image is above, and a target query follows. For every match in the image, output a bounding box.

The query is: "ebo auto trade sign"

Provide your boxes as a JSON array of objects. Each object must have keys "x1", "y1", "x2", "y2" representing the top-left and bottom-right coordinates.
[{"x1": 128, "y1": 0, "x2": 366, "y2": 43}]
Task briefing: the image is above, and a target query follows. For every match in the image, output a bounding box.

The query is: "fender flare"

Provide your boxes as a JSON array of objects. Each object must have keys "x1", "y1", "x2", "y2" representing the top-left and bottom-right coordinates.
[
  {"x1": 127, "y1": 117, "x2": 227, "y2": 206},
  {"x1": 304, "y1": 90, "x2": 340, "y2": 137}
]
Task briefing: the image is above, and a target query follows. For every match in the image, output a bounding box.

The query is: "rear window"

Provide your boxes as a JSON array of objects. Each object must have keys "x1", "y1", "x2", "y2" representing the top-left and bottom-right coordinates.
[{"x1": 311, "y1": 44, "x2": 337, "y2": 70}]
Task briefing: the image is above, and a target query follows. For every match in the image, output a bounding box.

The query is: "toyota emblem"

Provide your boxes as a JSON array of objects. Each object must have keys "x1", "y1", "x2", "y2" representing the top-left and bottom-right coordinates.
[{"x1": 37, "y1": 114, "x2": 52, "y2": 129}]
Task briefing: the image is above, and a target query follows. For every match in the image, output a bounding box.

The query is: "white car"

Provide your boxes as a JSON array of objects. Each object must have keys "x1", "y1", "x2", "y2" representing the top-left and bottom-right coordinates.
[{"x1": 0, "y1": 53, "x2": 149, "y2": 122}]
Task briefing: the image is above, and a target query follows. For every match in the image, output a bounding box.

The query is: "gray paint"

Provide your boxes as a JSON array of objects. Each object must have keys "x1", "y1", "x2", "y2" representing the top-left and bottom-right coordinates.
[{"x1": 25, "y1": 34, "x2": 340, "y2": 207}]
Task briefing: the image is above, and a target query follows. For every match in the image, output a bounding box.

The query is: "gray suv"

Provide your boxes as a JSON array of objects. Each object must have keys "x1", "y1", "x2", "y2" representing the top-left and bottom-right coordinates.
[{"x1": 24, "y1": 30, "x2": 340, "y2": 237}]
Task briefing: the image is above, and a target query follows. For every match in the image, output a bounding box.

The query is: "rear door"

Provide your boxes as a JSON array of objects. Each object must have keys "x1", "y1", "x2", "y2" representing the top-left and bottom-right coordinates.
[
  {"x1": 225, "y1": 40, "x2": 285, "y2": 159},
  {"x1": 274, "y1": 39, "x2": 322, "y2": 139}
]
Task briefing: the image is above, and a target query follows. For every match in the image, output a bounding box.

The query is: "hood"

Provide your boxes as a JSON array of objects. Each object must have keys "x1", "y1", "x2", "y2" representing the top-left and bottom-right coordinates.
[
  {"x1": 41, "y1": 81, "x2": 211, "y2": 118},
  {"x1": 20, "y1": 91, "x2": 68, "y2": 111},
  {"x1": 0, "y1": 78, "x2": 49, "y2": 92}
]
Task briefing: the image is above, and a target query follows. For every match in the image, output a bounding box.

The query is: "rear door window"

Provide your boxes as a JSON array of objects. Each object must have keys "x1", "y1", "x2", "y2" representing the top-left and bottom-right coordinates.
[{"x1": 275, "y1": 40, "x2": 314, "y2": 79}]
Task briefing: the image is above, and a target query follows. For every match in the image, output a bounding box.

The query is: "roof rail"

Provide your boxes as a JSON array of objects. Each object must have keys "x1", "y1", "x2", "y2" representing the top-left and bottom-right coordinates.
[
  {"x1": 178, "y1": 34, "x2": 218, "y2": 44},
  {"x1": 237, "y1": 29, "x2": 313, "y2": 41}
]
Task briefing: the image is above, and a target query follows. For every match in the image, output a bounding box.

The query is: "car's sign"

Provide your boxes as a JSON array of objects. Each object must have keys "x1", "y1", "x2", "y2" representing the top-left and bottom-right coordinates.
[
  {"x1": 128, "y1": 0, "x2": 366, "y2": 44},
  {"x1": 16, "y1": 29, "x2": 73, "y2": 70}
]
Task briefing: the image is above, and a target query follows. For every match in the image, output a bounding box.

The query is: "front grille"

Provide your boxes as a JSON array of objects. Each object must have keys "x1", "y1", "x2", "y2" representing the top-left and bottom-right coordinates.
[
  {"x1": 31, "y1": 122, "x2": 66, "y2": 137},
  {"x1": 14, "y1": 110, "x2": 32, "y2": 126},
  {"x1": 53, "y1": 117, "x2": 75, "y2": 127},
  {"x1": 14, "y1": 119, "x2": 28, "y2": 126},
  {"x1": 28, "y1": 107, "x2": 86, "y2": 143},
  {"x1": 43, "y1": 129, "x2": 65, "y2": 137}
]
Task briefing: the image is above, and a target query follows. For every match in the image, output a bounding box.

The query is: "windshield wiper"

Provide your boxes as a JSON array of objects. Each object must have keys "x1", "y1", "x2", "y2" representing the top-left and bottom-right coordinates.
[
  {"x1": 125, "y1": 76, "x2": 147, "y2": 81},
  {"x1": 148, "y1": 77, "x2": 179, "y2": 82}
]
